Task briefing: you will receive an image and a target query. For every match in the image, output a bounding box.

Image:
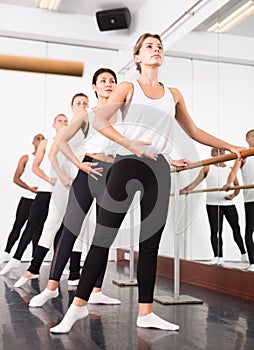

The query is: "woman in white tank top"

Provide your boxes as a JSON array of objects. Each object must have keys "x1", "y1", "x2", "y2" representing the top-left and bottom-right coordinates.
[
  {"x1": 181, "y1": 147, "x2": 247, "y2": 265},
  {"x1": 14, "y1": 94, "x2": 89, "y2": 288},
  {"x1": 49, "y1": 33, "x2": 244, "y2": 334},
  {"x1": 28, "y1": 68, "x2": 121, "y2": 309}
]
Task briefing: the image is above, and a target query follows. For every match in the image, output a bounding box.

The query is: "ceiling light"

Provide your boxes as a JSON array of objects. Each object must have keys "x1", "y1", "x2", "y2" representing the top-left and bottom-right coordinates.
[
  {"x1": 37, "y1": 0, "x2": 63, "y2": 11},
  {"x1": 208, "y1": 0, "x2": 254, "y2": 33}
]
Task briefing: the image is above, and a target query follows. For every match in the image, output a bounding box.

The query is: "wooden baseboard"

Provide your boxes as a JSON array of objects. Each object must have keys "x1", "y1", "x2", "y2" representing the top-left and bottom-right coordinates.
[{"x1": 117, "y1": 249, "x2": 254, "y2": 301}]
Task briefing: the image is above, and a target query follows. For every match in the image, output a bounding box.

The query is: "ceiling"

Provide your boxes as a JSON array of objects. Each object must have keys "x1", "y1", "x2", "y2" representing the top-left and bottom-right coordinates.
[
  {"x1": 0, "y1": 0, "x2": 148, "y2": 16},
  {"x1": 1, "y1": 0, "x2": 253, "y2": 38},
  {"x1": 195, "y1": 0, "x2": 254, "y2": 38}
]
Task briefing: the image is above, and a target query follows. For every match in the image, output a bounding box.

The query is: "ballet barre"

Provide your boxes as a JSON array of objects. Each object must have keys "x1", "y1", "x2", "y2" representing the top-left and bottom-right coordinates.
[
  {"x1": 181, "y1": 184, "x2": 254, "y2": 195},
  {"x1": 154, "y1": 147, "x2": 254, "y2": 305},
  {"x1": 0, "y1": 54, "x2": 84, "y2": 76}
]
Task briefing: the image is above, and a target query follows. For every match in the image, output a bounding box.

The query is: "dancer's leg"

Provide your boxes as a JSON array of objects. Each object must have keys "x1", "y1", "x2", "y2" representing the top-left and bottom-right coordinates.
[
  {"x1": 4, "y1": 197, "x2": 33, "y2": 253},
  {"x1": 224, "y1": 205, "x2": 246, "y2": 254},
  {"x1": 244, "y1": 202, "x2": 254, "y2": 265}
]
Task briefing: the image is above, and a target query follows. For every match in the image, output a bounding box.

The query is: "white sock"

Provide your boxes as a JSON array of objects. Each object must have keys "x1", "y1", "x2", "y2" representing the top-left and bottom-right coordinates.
[
  {"x1": 247, "y1": 264, "x2": 254, "y2": 271},
  {"x1": 50, "y1": 304, "x2": 88, "y2": 333},
  {"x1": 0, "y1": 258, "x2": 20, "y2": 275},
  {"x1": 210, "y1": 257, "x2": 219, "y2": 265},
  {"x1": 14, "y1": 274, "x2": 39, "y2": 288},
  {"x1": 67, "y1": 279, "x2": 80, "y2": 286},
  {"x1": 217, "y1": 257, "x2": 225, "y2": 265},
  {"x1": 137, "y1": 312, "x2": 179, "y2": 331},
  {"x1": 88, "y1": 291, "x2": 121, "y2": 304},
  {"x1": 29, "y1": 288, "x2": 59, "y2": 307},
  {"x1": 241, "y1": 253, "x2": 249, "y2": 263}
]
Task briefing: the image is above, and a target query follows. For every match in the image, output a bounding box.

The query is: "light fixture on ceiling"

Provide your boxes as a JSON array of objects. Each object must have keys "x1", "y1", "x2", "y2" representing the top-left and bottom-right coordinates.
[
  {"x1": 208, "y1": 0, "x2": 254, "y2": 33},
  {"x1": 37, "y1": 0, "x2": 63, "y2": 11}
]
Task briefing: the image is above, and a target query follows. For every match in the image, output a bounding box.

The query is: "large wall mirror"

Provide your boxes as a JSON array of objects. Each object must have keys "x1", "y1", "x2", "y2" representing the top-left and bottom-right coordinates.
[{"x1": 157, "y1": 0, "x2": 254, "y2": 270}]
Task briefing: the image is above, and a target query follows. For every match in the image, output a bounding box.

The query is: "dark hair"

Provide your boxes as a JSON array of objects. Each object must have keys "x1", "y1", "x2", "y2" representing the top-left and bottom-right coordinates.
[
  {"x1": 133, "y1": 33, "x2": 163, "y2": 73},
  {"x1": 71, "y1": 93, "x2": 89, "y2": 106},
  {"x1": 246, "y1": 129, "x2": 254, "y2": 138},
  {"x1": 92, "y1": 68, "x2": 117, "y2": 98}
]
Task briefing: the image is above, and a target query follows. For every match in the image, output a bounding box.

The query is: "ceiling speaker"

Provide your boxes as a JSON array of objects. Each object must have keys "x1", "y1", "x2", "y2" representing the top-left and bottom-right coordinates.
[{"x1": 96, "y1": 7, "x2": 131, "y2": 31}]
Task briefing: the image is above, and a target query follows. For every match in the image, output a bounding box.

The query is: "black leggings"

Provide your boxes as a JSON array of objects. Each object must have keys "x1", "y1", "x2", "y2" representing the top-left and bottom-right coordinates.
[
  {"x1": 27, "y1": 223, "x2": 63, "y2": 275},
  {"x1": 49, "y1": 156, "x2": 113, "y2": 288},
  {"x1": 5, "y1": 197, "x2": 34, "y2": 253},
  {"x1": 206, "y1": 204, "x2": 246, "y2": 257},
  {"x1": 75, "y1": 154, "x2": 171, "y2": 304},
  {"x1": 13, "y1": 192, "x2": 51, "y2": 260},
  {"x1": 244, "y1": 202, "x2": 254, "y2": 264}
]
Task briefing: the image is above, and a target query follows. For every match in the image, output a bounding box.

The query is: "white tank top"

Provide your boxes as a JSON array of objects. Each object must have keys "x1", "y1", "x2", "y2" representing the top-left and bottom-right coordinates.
[
  {"x1": 241, "y1": 157, "x2": 254, "y2": 202},
  {"x1": 37, "y1": 138, "x2": 58, "y2": 192},
  {"x1": 85, "y1": 108, "x2": 119, "y2": 156},
  {"x1": 20, "y1": 154, "x2": 40, "y2": 199},
  {"x1": 115, "y1": 80, "x2": 175, "y2": 162},
  {"x1": 206, "y1": 165, "x2": 235, "y2": 205},
  {"x1": 68, "y1": 126, "x2": 86, "y2": 156}
]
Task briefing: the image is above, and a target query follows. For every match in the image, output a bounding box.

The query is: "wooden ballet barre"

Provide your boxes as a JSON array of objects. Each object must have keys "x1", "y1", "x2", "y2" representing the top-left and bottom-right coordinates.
[
  {"x1": 0, "y1": 54, "x2": 84, "y2": 76},
  {"x1": 180, "y1": 184, "x2": 254, "y2": 195},
  {"x1": 175, "y1": 147, "x2": 254, "y2": 172}
]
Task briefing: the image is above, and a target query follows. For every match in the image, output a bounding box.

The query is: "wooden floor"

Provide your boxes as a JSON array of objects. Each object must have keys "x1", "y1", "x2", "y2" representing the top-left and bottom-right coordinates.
[{"x1": 0, "y1": 261, "x2": 254, "y2": 349}]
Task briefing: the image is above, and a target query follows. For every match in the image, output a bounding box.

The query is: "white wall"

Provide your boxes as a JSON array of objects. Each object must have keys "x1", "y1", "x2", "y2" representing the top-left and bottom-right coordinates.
[{"x1": 0, "y1": 36, "x2": 119, "y2": 261}]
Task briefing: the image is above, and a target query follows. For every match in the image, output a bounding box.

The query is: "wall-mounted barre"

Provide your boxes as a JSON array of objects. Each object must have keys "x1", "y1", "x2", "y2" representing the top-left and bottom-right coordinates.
[
  {"x1": 0, "y1": 54, "x2": 84, "y2": 76},
  {"x1": 181, "y1": 184, "x2": 254, "y2": 195},
  {"x1": 175, "y1": 147, "x2": 254, "y2": 172}
]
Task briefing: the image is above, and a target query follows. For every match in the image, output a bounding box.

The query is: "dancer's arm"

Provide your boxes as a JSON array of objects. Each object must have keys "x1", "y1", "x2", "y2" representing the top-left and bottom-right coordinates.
[
  {"x1": 225, "y1": 173, "x2": 241, "y2": 200},
  {"x1": 223, "y1": 159, "x2": 244, "y2": 190},
  {"x1": 32, "y1": 139, "x2": 56, "y2": 185},
  {"x1": 48, "y1": 129, "x2": 73, "y2": 189},
  {"x1": 180, "y1": 166, "x2": 209, "y2": 194},
  {"x1": 13, "y1": 155, "x2": 38, "y2": 193},
  {"x1": 57, "y1": 110, "x2": 103, "y2": 180}
]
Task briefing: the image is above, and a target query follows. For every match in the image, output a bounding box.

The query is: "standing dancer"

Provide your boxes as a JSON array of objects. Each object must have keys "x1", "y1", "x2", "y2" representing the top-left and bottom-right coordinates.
[
  {"x1": 14, "y1": 93, "x2": 89, "y2": 288},
  {"x1": 0, "y1": 114, "x2": 68, "y2": 275},
  {"x1": 0, "y1": 133, "x2": 44, "y2": 264},
  {"x1": 49, "y1": 33, "x2": 244, "y2": 334},
  {"x1": 224, "y1": 129, "x2": 254, "y2": 271},
  {"x1": 29, "y1": 68, "x2": 121, "y2": 307},
  {"x1": 180, "y1": 147, "x2": 248, "y2": 265}
]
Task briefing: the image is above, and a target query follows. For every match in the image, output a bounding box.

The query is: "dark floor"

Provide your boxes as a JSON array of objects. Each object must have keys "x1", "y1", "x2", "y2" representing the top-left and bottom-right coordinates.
[{"x1": 0, "y1": 262, "x2": 253, "y2": 350}]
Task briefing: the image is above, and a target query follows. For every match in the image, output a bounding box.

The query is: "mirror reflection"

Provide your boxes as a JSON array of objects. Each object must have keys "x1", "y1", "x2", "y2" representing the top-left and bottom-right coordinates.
[{"x1": 165, "y1": 0, "x2": 254, "y2": 271}]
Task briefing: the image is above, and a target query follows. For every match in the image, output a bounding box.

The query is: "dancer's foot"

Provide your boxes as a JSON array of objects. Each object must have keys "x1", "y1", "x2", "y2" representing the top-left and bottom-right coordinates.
[
  {"x1": 29, "y1": 288, "x2": 59, "y2": 307},
  {"x1": 246, "y1": 264, "x2": 254, "y2": 271},
  {"x1": 0, "y1": 258, "x2": 20, "y2": 275},
  {"x1": 50, "y1": 304, "x2": 88, "y2": 333},
  {"x1": 217, "y1": 258, "x2": 225, "y2": 266},
  {"x1": 210, "y1": 257, "x2": 219, "y2": 265},
  {"x1": 241, "y1": 253, "x2": 249, "y2": 263},
  {"x1": 14, "y1": 272, "x2": 39, "y2": 288},
  {"x1": 88, "y1": 291, "x2": 121, "y2": 304},
  {"x1": 137, "y1": 312, "x2": 179, "y2": 331}
]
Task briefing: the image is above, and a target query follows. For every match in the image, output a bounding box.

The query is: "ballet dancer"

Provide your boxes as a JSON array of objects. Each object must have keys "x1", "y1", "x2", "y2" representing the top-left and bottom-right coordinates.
[
  {"x1": 49, "y1": 33, "x2": 243, "y2": 334},
  {"x1": 0, "y1": 133, "x2": 44, "y2": 264},
  {"x1": 224, "y1": 129, "x2": 254, "y2": 271},
  {"x1": 0, "y1": 114, "x2": 68, "y2": 275},
  {"x1": 28, "y1": 68, "x2": 121, "y2": 307},
  {"x1": 180, "y1": 147, "x2": 248, "y2": 265},
  {"x1": 14, "y1": 93, "x2": 89, "y2": 288}
]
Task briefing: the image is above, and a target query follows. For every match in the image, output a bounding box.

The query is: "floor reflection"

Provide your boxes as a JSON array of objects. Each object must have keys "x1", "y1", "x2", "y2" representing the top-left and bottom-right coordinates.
[{"x1": 0, "y1": 261, "x2": 253, "y2": 349}]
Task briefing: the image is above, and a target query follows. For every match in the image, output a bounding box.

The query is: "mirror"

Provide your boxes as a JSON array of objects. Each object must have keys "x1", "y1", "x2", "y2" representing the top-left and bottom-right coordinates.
[{"x1": 161, "y1": 0, "x2": 254, "y2": 270}]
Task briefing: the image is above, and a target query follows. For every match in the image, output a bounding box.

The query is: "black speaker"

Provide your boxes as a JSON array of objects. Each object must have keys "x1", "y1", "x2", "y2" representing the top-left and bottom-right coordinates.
[{"x1": 96, "y1": 8, "x2": 131, "y2": 31}]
